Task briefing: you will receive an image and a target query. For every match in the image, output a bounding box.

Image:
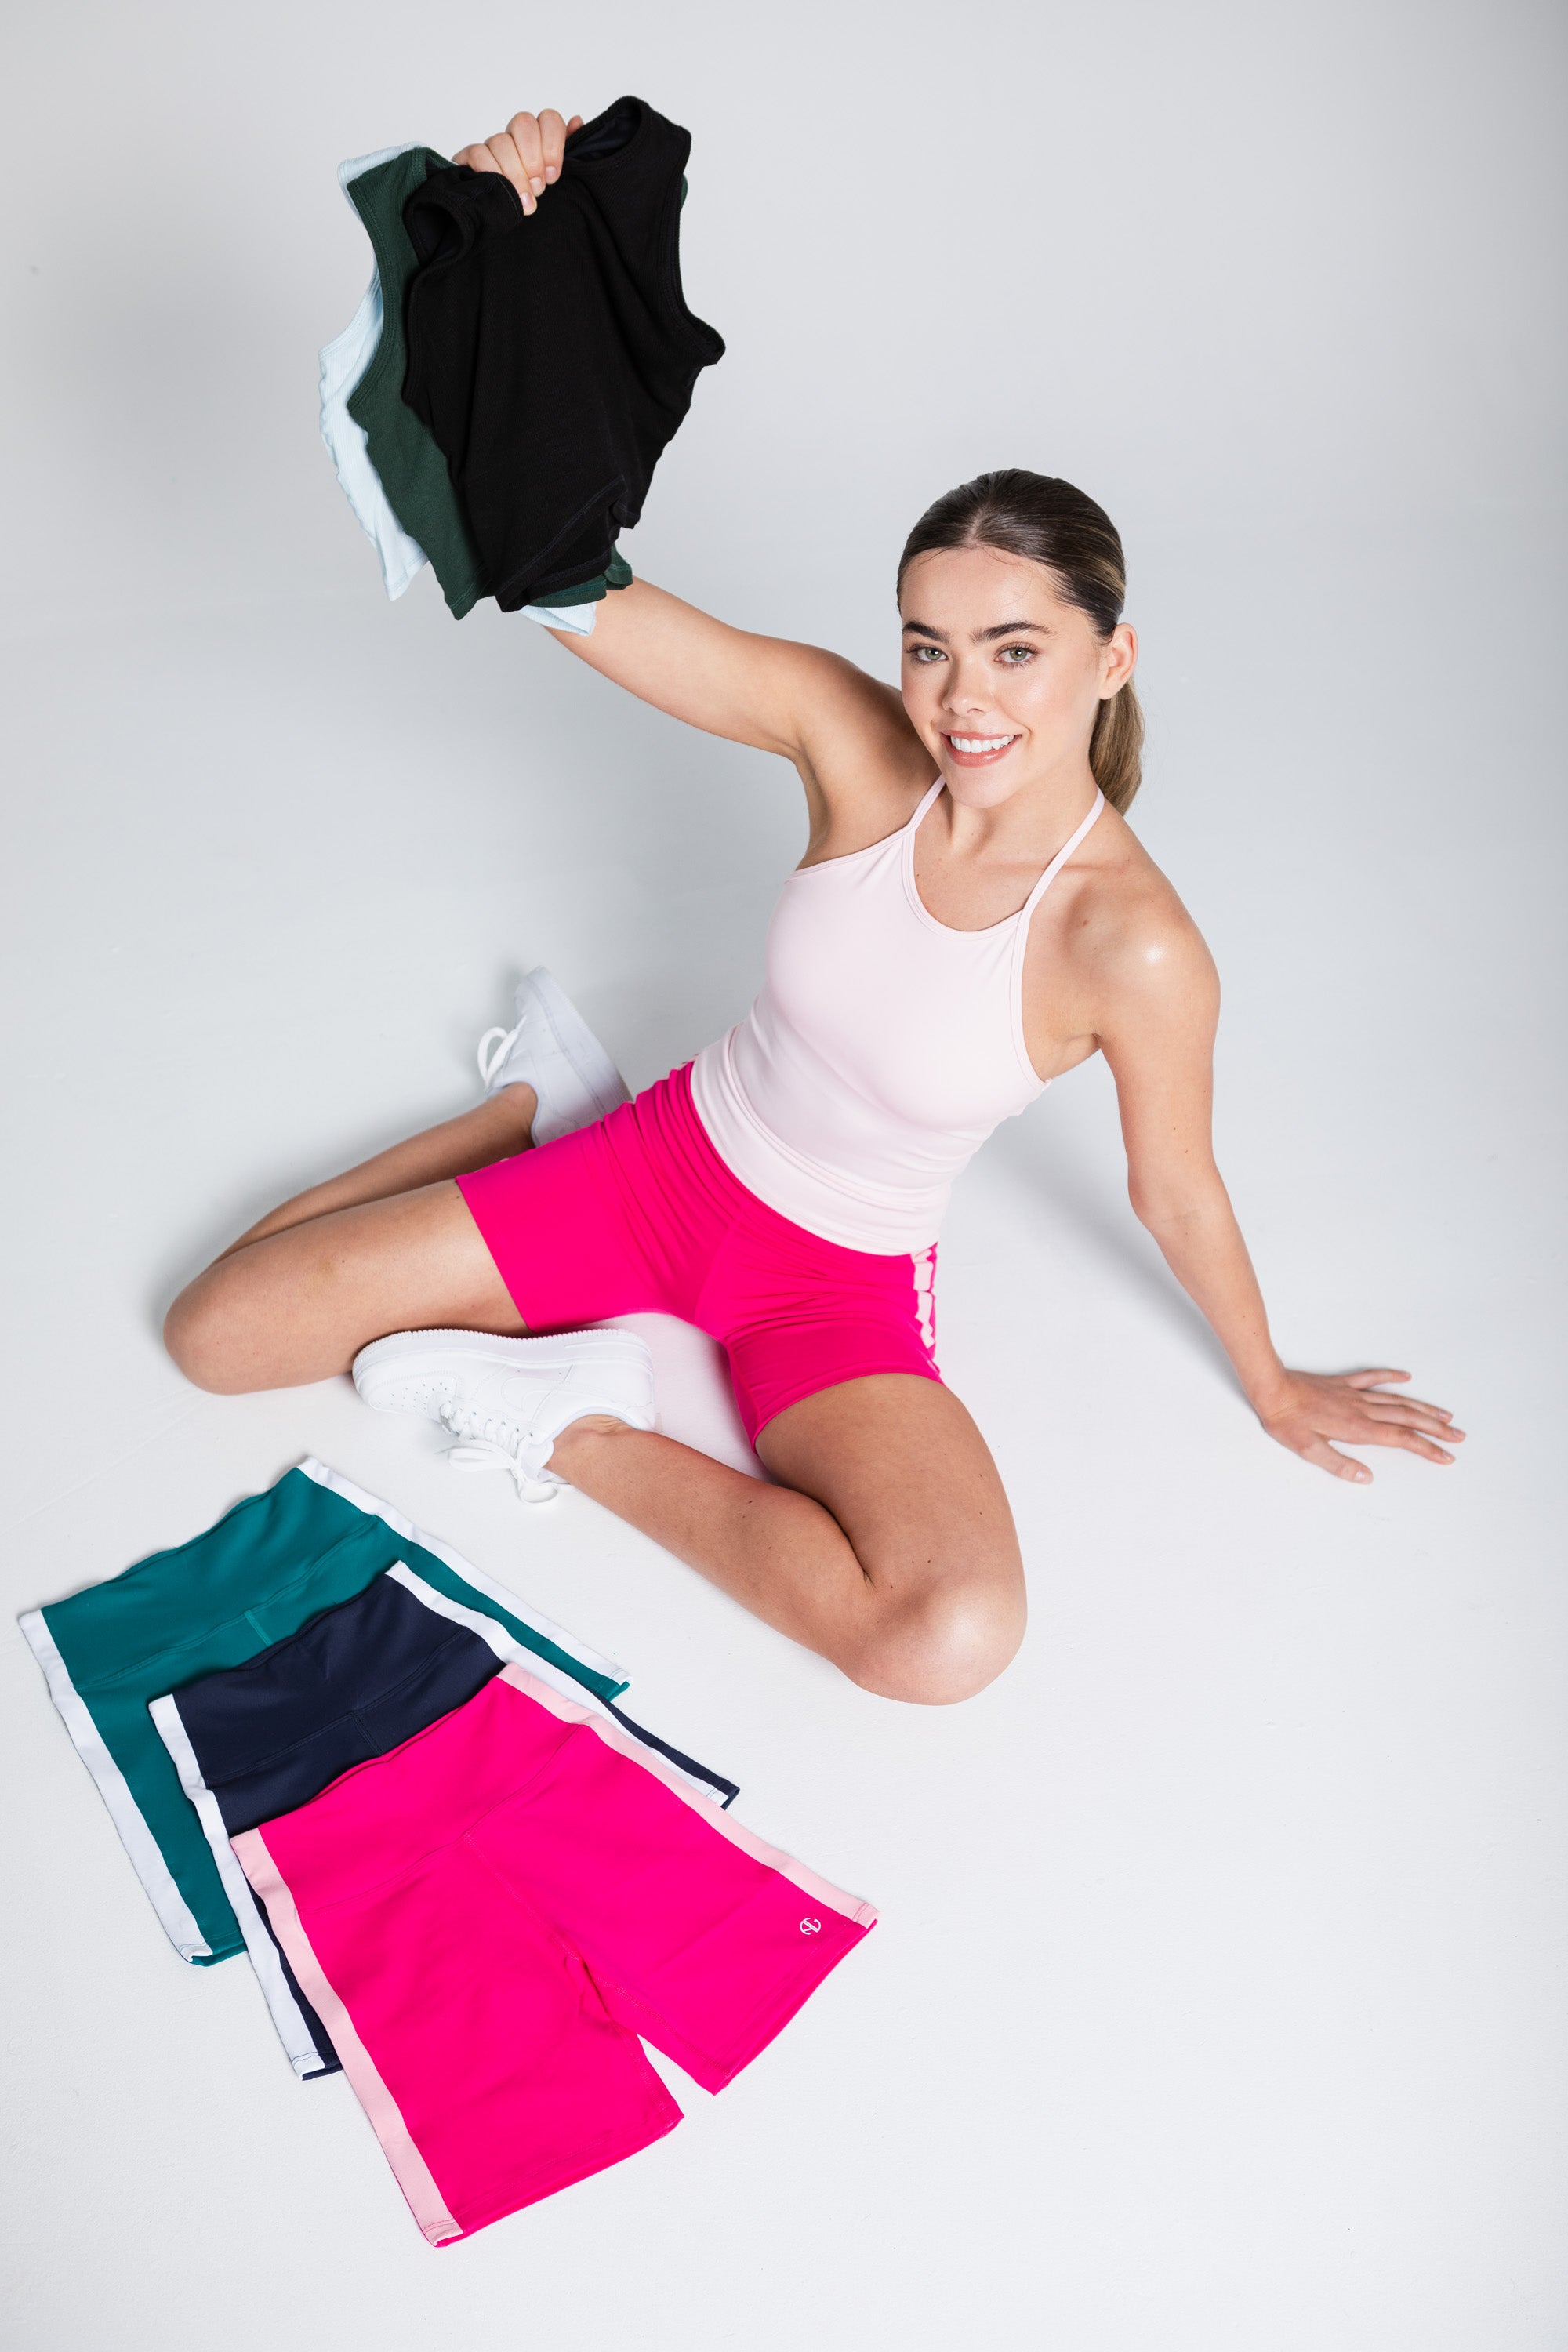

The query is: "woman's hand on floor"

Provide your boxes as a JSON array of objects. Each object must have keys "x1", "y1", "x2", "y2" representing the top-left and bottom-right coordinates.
[
  {"x1": 1255, "y1": 1368, "x2": 1464, "y2": 1482},
  {"x1": 454, "y1": 110, "x2": 583, "y2": 215}
]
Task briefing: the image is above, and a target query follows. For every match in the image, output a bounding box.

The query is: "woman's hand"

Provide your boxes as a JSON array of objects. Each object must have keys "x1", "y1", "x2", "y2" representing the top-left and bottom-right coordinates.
[
  {"x1": 1254, "y1": 1368, "x2": 1464, "y2": 1483},
  {"x1": 453, "y1": 110, "x2": 583, "y2": 216}
]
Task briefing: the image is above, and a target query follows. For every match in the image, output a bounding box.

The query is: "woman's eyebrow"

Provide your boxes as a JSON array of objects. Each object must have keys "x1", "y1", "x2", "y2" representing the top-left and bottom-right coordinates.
[{"x1": 901, "y1": 618, "x2": 1051, "y2": 644}]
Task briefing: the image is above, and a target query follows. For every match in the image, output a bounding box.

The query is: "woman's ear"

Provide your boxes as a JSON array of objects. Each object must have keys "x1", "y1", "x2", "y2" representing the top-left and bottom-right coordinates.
[{"x1": 1101, "y1": 622, "x2": 1138, "y2": 699}]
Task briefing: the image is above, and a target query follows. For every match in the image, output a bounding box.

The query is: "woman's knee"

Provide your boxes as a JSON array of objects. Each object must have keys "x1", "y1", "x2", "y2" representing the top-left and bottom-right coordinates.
[
  {"x1": 162, "y1": 1262, "x2": 261, "y2": 1393},
  {"x1": 163, "y1": 1276, "x2": 226, "y2": 1392},
  {"x1": 848, "y1": 1572, "x2": 1025, "y2": 1706}
]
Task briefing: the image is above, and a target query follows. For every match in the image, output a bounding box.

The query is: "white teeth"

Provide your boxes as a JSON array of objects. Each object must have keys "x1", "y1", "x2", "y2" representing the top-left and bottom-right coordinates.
[{"x1": 949, "y1": 735, "x2": 1015, "y2": 754}]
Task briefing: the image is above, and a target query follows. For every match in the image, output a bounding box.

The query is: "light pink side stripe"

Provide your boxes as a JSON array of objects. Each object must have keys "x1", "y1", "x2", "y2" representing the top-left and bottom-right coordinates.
[
  {"x1": 230, "y1": 1828, "x2": 463, "y2": 2246},
  {"x1": 496, "y1": 1664, "x2": 877, "y2": 1927}
]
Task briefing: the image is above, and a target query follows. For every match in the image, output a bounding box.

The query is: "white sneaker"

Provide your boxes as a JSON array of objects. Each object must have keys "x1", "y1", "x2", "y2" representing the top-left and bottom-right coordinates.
[
  {"x1": 351, "y1": 1327, "x2": 655, "y2": 1501},
  {"x1": 477, "y1": 967, "x2": 630, "y2": 1145}
]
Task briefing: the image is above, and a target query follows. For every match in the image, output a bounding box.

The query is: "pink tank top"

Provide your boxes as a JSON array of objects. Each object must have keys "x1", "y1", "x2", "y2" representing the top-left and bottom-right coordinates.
[{"x1": 690, "y1": 779, "x2": 1106, "y2": 1254}]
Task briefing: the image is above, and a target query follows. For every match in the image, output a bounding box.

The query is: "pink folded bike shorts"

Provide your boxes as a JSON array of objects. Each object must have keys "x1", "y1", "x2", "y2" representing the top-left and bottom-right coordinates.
[
  {"x1": 456, "y1": 1062, "x2": 941, "y2": 1445},
  {"x1": 235, "y1": 1665, "x2": 876, "y2": 2243}
]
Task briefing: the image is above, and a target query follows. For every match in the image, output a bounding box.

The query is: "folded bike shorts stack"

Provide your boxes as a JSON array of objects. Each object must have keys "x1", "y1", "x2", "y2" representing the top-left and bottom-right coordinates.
[{"x1": 20, "y1": 1461, "x2": 874, "y2": 2241}]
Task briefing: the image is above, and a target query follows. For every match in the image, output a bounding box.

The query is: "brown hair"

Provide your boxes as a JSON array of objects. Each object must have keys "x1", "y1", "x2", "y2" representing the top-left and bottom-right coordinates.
[{"x1": 897, "y1": 468, "x2": 1144, "y2": 811}]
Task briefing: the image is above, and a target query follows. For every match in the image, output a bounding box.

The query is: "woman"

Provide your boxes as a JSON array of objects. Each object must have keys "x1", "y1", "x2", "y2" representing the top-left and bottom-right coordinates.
[{"x1": 165, "y1": 110, "x2": 1461, "y2": 1708}]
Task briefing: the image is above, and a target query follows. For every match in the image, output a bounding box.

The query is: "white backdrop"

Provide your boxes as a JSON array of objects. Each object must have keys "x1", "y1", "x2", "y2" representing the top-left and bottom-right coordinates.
[{"x1": 3, "y1": 4, "x2": 1566, "y2": 2347}]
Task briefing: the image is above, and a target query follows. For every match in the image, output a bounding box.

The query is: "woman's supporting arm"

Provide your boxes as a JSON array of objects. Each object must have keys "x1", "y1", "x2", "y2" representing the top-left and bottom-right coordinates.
[{"x1": 1098, "y1": 915, "x2": 1461, "y2": 1481}]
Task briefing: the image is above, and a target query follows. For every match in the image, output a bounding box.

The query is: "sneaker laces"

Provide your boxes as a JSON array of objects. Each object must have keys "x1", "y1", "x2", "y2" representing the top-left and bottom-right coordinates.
[
  {"x1": 437, "y1": 1399, "x2": 560, "y2": 1503},
  {"x1": 477, "y1": 1020, "x2": 522, "y2": 1089}
]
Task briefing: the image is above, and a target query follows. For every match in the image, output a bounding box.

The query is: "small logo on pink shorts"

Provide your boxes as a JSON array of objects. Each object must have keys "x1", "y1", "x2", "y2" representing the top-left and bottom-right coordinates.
[{"x1": 799, "y1": 1917, "x2": 822, "y2": 1936}]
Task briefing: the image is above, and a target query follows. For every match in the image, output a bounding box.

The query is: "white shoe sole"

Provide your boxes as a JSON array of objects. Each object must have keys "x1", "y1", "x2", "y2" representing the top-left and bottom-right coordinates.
[
  {"x1": 521, "y1": 967, "x2": 630, "y2": 1130},
  {"x1": 352, "y1": 1326, "x2": 655, "y2": 1419}
]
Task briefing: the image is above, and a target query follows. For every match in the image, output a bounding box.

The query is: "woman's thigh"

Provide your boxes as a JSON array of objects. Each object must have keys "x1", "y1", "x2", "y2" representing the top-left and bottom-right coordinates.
[
  {"x1": 167, "y1": 1181, "x2": 524, "y2": 1393},
  {"x1": 756, "y1": 1374, "x2": 1027, "y2": 1689}
]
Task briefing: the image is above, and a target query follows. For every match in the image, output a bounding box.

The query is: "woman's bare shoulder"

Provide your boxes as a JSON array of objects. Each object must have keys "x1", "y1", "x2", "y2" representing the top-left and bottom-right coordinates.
[{"x1": 1069, "y1": 814, "x2": 1219, "y2": 1025}]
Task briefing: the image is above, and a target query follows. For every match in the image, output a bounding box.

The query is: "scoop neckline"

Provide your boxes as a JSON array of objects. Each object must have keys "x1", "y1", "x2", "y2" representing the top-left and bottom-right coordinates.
[{"x1": 902, "y1": 782, "x2": 1105, "y2": 938}]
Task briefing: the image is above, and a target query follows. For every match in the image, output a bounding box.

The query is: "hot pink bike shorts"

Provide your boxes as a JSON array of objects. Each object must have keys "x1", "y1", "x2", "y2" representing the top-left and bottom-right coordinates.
[
  {"x1": 456, "y1": 1062, "x2": 940, "y2": 1446},
  {"x1": 234, "y1": 1665, "x2": 875, "y2": 2244}
]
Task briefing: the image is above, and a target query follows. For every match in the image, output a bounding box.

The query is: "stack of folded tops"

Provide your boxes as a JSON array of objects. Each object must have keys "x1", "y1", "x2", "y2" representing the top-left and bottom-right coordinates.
[
  {"x1": 320, "y1": 95, "x2": 724, "y2": 635},
  {"x1": 20, "y1": 1460, "x2": 873, "y2": 2244}
]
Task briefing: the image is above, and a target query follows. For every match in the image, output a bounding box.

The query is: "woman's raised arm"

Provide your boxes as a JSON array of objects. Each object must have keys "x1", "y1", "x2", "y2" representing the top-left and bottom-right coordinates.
[{"x1": 553, "y1": 576, "x2": 896, "y2": 765}]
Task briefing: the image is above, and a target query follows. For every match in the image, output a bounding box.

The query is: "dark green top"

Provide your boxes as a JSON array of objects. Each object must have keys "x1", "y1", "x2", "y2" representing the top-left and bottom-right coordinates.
[
  {"x1": 529, "y1": 547, "x2": 635, "y2": 608},
  {"x1": 347, "y1": 147, "x2": 487, "y2": 620}
]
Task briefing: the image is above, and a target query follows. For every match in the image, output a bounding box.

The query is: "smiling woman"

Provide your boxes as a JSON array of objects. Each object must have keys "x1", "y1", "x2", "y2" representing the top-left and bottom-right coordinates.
[
  {"x1": 162, "y1": 103, "x2": 1461, "y2": 1709},
  {"x1": 897, "y1": 470, "x2": 1145, "y2": 811}
]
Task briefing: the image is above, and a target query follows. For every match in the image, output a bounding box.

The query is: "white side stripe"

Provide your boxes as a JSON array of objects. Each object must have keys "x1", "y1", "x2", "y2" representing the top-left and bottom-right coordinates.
[
  {"x1": 18, "y1": 1609, "x2": 212, "y2": 1962},
  {"x1": 295, "y1": 1457, "x2": 628, "y2": 1692},
  {"x1": 912, "y1": 1247, "x2": 937, "y2": 1353},
  {"x1": 148, "y1": 1695, "x2": 327, "y2": 2075},
  {"x1": 386, "y1": 1566, "x2": 728, "y2": 1806}
]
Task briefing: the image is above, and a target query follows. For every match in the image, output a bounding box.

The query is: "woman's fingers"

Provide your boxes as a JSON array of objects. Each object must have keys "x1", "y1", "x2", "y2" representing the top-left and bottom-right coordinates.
[
  {"x1": 1354, "y1": 1387, "x2": 1450, "y2": 1417},
  {"x1": 1355, "y1": 1399, "x2": 1464, "y2": 1436},
  {"x1": 1389, "y1": 1429, "x2": 1454, "y2": 1461},
  {"x1": 453, "y1": 110, "x2": 583, "y2": 215},
  {"x1": 1269, "y1": 1367, "x2": 1465, "y2": 1478},
  {"x1": 503, "y1": 111, "x2": 547, "y2": 196},
  {"x1": 452, "y1": 129, "x2": 535, "y2": 211},
  {"x1": 1301, "y1": 1438, "x2": 1372, "y2": 1483},
  {"x1": 491, "y1": 128, "x2": 539, "y2": 212},
  {"x1": 1324, "y1": 1412, "x2": 1453, "y2": 1463},
  {"x1": 536, "y1": 108, "x2": 579, "y2": 183},
  {"x1": 1352, "y1": 1382, "x2": 1451, "y2": 1420},
  {"x1": 1337, "y1": 1370, "x2": 1457, "y2": 1427}
]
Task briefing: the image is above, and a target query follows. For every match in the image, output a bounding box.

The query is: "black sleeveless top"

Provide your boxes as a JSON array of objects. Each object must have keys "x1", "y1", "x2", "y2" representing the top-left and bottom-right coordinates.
[{"x1": 401, "y1": 96, "x2": 724, "y2": 611}]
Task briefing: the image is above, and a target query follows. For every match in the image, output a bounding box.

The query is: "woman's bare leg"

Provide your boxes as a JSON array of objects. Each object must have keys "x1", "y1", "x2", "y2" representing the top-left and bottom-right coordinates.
[
  {"x1": 220, "y1": 1084, "x2": 538, "y2": 1254},
  {"x1": 165, "y1": 1092, "x2": 1025, "y2": 1703},
  {"x1": 165, "y1": 1089, "x2": 539, "y2": 1388},
  {"x1": 552, "y1": 1376, "x2": 1025, "y2": 1704}
]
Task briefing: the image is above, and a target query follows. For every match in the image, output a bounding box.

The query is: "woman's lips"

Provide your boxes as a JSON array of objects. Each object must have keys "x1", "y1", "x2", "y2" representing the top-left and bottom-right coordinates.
[{"x1": 942, "y1": 731, "x2": 1020, "y2": 768}]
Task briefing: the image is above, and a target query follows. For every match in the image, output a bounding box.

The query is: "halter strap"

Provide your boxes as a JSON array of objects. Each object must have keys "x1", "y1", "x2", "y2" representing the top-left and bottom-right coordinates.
[
  {"x1": 1018, "y1": 789, "x2": 1105, "y2": 921},
  {"x1": 906, "y1": 776, "x2": 946, "y2": 832}
]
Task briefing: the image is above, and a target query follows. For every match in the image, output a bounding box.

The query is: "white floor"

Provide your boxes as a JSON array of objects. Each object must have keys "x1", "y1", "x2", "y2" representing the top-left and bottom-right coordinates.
[{"x1": 5, "y1": 5, "x2": 1566, "y2": 2347}]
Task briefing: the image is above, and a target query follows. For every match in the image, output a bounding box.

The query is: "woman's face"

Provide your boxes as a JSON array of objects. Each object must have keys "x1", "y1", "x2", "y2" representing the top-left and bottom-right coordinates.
[{"x1": 898, "y1": 546, "x2": 1136, "y2": 809}]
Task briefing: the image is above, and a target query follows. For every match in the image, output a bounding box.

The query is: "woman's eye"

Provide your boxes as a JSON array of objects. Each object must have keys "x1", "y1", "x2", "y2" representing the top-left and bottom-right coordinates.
[
  {"x1": 909, "y1": 645, "x2": 944, "y2": 663},
  {"x1": 997, "y1": 644, "x2": 1034, "y2": 664}
]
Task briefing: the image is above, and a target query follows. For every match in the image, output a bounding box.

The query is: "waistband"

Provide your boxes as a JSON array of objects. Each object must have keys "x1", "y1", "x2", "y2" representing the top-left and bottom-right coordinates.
[
  {"x1": 633, "y1": 1063, "x2": 936, "y2": 1270},
  {"x1": 240, "y1": 1666, "x2": 873, "y2": 1930},
  {"x1": 688, "y1": 1031, "x2": 946, "y2": 1257}
]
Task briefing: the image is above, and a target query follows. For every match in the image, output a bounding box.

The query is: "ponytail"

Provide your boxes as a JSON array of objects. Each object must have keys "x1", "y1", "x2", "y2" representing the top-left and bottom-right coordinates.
[{"x1": 1090, "y1": 680, "x2": 1143, "y2": 812}]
